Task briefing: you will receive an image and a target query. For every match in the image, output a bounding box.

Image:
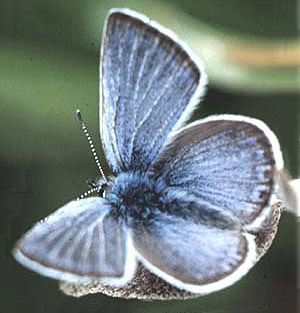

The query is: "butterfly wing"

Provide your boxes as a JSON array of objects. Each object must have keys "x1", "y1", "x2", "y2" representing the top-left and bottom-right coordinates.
[
  {"x1": 149, "y1": 115, "x2": 283, "y2": 226},
  {"x1": 100, "y1": 8, "x2": 206, "y2": 173},
  {"x1": 130, "y1": 197, "x2": 257, "y2": 294},
  {"x1": 13, "y1": 197, "x2": 136, "y2": 286},
  {"x1": 131, "y1": 114, "x2": 283, "y2": 294}
]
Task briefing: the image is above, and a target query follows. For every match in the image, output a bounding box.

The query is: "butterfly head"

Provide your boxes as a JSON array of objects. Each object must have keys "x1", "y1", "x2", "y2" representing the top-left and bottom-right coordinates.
[{"x1": 92, "y1": 178, "x2": 113, "y2": 197}]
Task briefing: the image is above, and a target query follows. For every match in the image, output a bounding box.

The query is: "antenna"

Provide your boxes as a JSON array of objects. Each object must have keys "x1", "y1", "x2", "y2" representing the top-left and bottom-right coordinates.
[
  {"x1": 76, "y1": 109, "x2": 107, "y2": 182},
  {"x1": 76, "y1": 187, "x2": 99, "y2": 201}
]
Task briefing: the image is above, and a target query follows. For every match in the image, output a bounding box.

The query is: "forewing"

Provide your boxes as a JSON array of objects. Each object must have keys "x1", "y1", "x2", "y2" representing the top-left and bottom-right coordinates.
[
  {"x1": 14, "y1": 197, "x2": 136, "y2": 286},
  {"x1": 131, "y1": 208, "x2": 256, "y2": 294},
  {"x1": 149, "y1": 115, "x2": 283, "y2": 225},
  {"x1": 100, "y1": 8, "x2": 206, "y2": 173}
]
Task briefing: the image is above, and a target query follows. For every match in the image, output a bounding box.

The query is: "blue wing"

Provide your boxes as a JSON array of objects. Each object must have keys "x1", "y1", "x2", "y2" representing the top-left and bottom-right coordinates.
[
  {"x1": 130, "y1": 196, "x2": 257, "y2": 294},
  {"x1": 13, "y1": 197, "x2": 136, "y2": 286},
  {"x1": 149, "y1": 115, "x2": 283, "y2": 225},
  {"x1": 100, "y1": 9, "x2": 206, "y2": 173}
]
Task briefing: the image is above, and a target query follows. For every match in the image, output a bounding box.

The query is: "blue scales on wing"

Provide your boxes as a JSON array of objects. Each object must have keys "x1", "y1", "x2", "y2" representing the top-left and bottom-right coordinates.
[
  {"x1": 149, "y1": 117, "x2": 278, "y2": 225},
  {"x1": 131, "y1": 199, "x2": 256, "y2": 293},
  {"x1": 100, "y1": 9, "x2": 205, "y2": 173},
  {"x1": 14, "y1": 197, "x2": 134, "y2": 285}
]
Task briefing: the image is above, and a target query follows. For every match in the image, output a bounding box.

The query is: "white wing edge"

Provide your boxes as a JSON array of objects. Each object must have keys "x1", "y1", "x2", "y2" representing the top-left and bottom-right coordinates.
[
  {"x1": 13, "y1": 230, "x2": 137, "y2": 287},
  {"x1": 133, "y1": 232, "x2": 257, "y2": 294}
]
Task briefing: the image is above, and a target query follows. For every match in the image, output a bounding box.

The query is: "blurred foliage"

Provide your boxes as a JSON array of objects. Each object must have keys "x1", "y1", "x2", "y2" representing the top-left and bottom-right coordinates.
[{"x1": 0, "y1": 1, "x2": 298, "y2": 313}]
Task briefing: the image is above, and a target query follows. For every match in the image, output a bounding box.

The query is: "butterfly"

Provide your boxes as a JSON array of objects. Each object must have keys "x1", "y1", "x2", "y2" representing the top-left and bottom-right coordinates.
[{"x1": 13, "y1": 8, "x2": 283, "y2": 295}]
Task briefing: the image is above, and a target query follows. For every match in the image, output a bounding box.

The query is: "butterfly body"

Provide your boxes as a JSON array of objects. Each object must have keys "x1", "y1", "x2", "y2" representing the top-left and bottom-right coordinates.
[
  {"x1": 106, "y1": 171, "x2": 240, "y2": 230},
  {"x1": 107, "y1": 171, "x2": 166, "y2": 222}
]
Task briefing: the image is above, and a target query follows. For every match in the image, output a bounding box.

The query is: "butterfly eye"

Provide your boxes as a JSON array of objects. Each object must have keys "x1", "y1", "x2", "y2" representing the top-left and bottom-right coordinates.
[
  {"x1": 96, "y1": 188, "x2": 105, "y2": 197},
  {"x1": 97, "y1": 183, "x2": 108, "y2": 196}
]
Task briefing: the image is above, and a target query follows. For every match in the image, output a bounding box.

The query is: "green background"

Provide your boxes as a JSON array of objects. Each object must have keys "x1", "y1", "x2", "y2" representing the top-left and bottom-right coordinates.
[{"x1": 0, "y1": 1, "x2": 298, "y2": 312}]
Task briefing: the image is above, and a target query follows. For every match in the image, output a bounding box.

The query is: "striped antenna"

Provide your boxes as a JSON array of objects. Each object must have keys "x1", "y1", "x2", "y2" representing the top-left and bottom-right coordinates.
[
  {"x1": 76, "y1": 109, "x2": 107, "y2": 182},
  {"x1": 76, "y1": 187, "x2": 99, "y2": 201}
]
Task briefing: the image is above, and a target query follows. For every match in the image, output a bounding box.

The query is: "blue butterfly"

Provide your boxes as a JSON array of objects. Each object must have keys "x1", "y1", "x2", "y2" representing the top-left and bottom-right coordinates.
[{"x1": 14, "y1": 8, "x2": 283, "y2": 295}]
